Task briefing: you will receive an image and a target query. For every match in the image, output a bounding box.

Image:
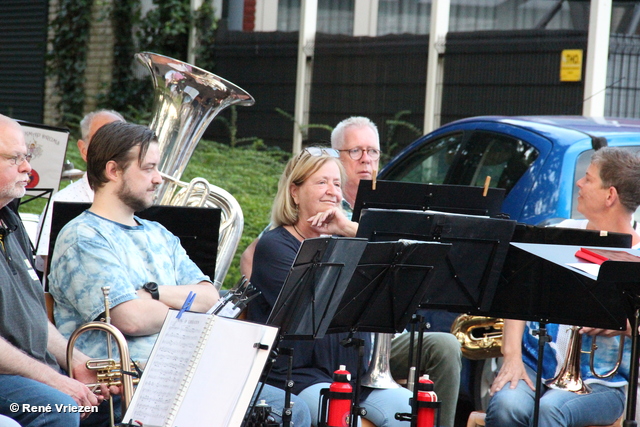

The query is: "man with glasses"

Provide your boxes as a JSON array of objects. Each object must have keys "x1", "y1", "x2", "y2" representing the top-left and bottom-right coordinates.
[
  {"x1": 241, "y1": 116, "x2": 462, "y2": 427},
  {"x1": 0, "y1": 114, "x2": 110, "y2": 427}
]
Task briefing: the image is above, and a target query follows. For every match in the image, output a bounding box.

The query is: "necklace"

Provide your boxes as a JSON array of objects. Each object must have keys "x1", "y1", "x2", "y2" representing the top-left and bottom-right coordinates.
[{"x1": 292, "y1": 224, "x2": 307, "y2": 240}]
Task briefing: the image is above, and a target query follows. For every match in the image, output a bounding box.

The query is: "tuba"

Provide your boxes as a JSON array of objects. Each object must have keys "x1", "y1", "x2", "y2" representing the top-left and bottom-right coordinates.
[{"x1": 136, "y1": 52, "x2": 255, "y2": 289}]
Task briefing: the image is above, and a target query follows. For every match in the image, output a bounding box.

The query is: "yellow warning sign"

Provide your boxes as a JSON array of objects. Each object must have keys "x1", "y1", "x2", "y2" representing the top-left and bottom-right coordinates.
[{"x1": 560, "y1": 49, "x2": 583, "y2": 82}]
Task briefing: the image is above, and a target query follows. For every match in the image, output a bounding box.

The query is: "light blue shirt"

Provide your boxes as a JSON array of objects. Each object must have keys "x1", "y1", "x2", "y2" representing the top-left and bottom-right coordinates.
[{"x1": 49, "y1": 210, "x2": 210, "y2": 362}]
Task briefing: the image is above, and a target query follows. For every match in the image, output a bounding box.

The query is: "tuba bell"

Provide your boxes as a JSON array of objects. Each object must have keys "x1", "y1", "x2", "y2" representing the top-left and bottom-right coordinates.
[
  {"x1": 136, "y1": 52, "x2": 255, "y2": 289},
  {"x1": 360, "y1": 333, "x2": 402, "y2": 389}
]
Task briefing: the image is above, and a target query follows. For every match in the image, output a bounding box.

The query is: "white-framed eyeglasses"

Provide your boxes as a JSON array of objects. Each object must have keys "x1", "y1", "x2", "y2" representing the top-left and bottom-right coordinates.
[{"x1": 304, "y1": 147, "x2": 340, "y2": 158}]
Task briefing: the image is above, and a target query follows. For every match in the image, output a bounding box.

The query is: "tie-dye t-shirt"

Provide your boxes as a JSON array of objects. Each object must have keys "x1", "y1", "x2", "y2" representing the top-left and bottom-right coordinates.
[{"x1": 48, "y1": 210, "x2": 210, "y2": 362}]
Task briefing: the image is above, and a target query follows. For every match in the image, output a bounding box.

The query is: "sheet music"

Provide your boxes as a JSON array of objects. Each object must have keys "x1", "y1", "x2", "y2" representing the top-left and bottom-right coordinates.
[
  {"x1": 124, "y1": 311, "x2": 211, "y2": 426},
  {"x1": 172, "y1": 318, "x2": 278, "y2": 426}
]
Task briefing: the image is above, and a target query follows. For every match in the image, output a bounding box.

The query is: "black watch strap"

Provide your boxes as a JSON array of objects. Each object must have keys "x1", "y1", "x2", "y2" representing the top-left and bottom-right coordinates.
[{"x1": 143, "y1": 282, "x2": 160, "y2": 300}]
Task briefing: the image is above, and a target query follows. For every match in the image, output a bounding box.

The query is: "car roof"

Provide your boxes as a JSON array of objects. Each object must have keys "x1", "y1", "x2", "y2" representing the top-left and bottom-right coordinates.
[{"x1": 448, "y1": 115, "x2": 640, "y2": 145}]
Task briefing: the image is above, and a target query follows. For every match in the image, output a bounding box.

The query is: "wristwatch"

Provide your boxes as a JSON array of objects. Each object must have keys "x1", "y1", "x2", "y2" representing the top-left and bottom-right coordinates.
[{"x1": 142, "y1": 282, "x2": 160, "y2": 300}]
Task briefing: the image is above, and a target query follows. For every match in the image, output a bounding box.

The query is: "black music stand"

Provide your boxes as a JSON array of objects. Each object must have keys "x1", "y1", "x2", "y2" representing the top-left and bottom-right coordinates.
[
  {"x1": 487, "y1": 242, "x2": 638, "y2": 427},
  {"x1": 327, "y1": 240, "x2": 452, "y2": 334},
  {"x1": 352, "y1": 180, "x2": 505, "y2": 221},
  {"x1": 48, "y1": 202, "x2": 221, "y2": 281},
  {"x1": 356, "y1": 208, "x2": 516, "y2": 313},
  {"x1": 253, "y1": 236, "x2": 367, "y2": 427},
  {"x1": 325, "y1": 239, "x2": 452, "y2": 427},
  {"x1": 266, "y1": 236, "x2": 368, "y2": 340}
]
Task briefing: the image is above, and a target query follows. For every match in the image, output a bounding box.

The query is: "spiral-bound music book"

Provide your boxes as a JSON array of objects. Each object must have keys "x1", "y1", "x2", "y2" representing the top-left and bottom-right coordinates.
[{"x1": 123, "y1": 309, "x2": 278, "y2": 427}]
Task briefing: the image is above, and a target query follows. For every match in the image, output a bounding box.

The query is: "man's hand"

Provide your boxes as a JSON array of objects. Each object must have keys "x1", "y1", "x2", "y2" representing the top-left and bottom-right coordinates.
[
  {"x1": 72, "y1": 360, "x2": 120, "y2": 400},
  {"x1": 47, "y1": 374, "x2": 101, "y2": 419},
  {"x1": 489, "y1": 356, "x2": 534, "y2": 396}
]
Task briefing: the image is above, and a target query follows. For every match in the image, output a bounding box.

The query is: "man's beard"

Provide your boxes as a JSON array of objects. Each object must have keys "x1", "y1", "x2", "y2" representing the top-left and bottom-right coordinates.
[
  {"x1": 117, "y1": 182, "x2": 155, "y2": 212},
  {"x1": 0, "y1": 180, "x2": 26, "y2": 203}
]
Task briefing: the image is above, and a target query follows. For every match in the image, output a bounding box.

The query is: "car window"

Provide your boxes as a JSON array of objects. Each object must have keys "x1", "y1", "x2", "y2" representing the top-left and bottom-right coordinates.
[
  {"x1": 447, "y1": 131, "x2": 539, "y2": 195},
  {"x1": 571, "y1": 146, "x2": 640, "y2": 223},
  {"x1": 384, "y1": 133, "x2": 464, "y2": 184}
]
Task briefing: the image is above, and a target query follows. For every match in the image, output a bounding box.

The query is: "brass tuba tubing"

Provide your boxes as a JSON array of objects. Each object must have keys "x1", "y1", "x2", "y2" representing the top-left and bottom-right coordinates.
[{"x1": 450, "y1": 314, "x2": 504, "y2": 360}]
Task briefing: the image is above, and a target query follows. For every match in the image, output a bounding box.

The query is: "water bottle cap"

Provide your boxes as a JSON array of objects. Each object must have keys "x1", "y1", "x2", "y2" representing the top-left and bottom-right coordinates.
[{"x1": 418, "y1": 375, "x2": 434, "y2": 391}]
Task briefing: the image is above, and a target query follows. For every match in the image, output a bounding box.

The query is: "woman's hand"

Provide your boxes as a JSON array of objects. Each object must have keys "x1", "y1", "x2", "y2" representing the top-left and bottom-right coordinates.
[
  {"x1": 307, "y1": 207, "x2": 358, "y2": 237},
  {"x1": 489, "y1": 355, "x2": 534, "y2": 396}
]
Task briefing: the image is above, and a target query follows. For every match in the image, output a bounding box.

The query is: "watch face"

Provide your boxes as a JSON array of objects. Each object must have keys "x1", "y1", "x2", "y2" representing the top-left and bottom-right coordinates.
[{"x1": 145, "y1": 282, "x2": 158, "y2": 292}]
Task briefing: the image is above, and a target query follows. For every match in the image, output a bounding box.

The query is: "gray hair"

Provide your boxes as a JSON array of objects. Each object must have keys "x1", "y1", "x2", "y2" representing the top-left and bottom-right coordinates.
[
  {"x1": 79, "y1": 110, "x2": 125, "y2": 141},
  {"x1": 592, "y1": 146, "x2": 640, "y2": 213},
  {"x1": 331, "y1": 116, "x2": 379, "y2": 150}
]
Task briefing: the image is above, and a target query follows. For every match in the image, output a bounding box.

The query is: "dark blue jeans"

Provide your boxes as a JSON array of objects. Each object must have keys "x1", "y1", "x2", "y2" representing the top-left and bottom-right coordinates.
[{"x1": 0, "y1": 375, "x2": 79, "y2": 427}]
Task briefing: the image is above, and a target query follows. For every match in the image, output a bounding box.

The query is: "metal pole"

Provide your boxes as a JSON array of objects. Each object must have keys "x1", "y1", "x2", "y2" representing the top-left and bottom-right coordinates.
[
  {"x1": 292, "y1": 0, "x2": 318, "y2": 154},
  {"x1": 583, "y1": 0, "x2": 612, "y2": 117},
  {"x1": 423, "y1": 0, "x2": 450, "y2": 134}
]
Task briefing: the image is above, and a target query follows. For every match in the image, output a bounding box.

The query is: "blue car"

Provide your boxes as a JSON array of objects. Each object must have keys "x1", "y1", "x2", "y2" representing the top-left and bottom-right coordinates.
[
  {"x1": 378, "y1": 115, "x2": 640, "y2": 412},
  {"x1": 380, "y1": 115, "x2": 640, "y2": 226}
]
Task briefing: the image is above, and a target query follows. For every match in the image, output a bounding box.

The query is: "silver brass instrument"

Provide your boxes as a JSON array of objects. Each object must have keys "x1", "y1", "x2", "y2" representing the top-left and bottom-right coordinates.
[
  {"x1": 451, "y1": 314, "x2": 504, "y2": 360},
  {"x1": 66, "y1": 287, "x2": 137, "y2": 422},
  {"x1": 546, "y1": 325, "x2": 626, "y2": 394},
  {"x1": 136, "y1": 51, "x2": 255, "y2": 289},
  {"x1": 360, "y1": 333, "x2": 401, "y2": 389}
]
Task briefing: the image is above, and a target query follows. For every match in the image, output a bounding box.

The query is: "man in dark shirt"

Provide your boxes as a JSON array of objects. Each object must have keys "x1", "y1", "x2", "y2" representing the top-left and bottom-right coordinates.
[{"x1": 0, "y1": 114, "x2": 107, "y2": 427}]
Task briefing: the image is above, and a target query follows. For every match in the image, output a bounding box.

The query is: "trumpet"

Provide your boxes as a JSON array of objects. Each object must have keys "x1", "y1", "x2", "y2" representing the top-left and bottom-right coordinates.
[
  {"x1": 546, "y1": 325, "x2": 626, "y2": 394},
  {"x1": 66, "y1": 287, "x2": 138, "y2": 424}
]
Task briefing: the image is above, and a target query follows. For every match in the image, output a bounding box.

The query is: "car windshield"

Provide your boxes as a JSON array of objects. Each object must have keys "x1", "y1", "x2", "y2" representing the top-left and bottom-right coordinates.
[{"x1": 384, "y1": 131, "x2": 538, "y2": 196}]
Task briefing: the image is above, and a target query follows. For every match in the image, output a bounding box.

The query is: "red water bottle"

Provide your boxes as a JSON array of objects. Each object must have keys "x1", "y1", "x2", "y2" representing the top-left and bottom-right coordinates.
[
  {"x1": 417, "y1": 375, "x2": 437, "y2": 427},
  {"x1": 327, "y1": 365, "x2": 353, "y2": 427}
]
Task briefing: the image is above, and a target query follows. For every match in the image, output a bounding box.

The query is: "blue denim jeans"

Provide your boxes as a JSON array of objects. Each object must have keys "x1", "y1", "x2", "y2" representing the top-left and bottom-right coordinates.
[
  {"x1": 299, "y1": 382, "x2": 413, "y2": 427},
  {"x1": 485, "y1": 365, "x2": 625, "y2": 427},
  {"x1": 0, "y1": 375, "x2": 80, "y2": 427}
]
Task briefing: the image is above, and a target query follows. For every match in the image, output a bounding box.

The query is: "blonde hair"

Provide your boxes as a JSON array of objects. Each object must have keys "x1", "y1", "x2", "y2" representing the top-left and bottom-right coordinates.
[{"x1": 271, "y1": 150, "x2": 345, "y2": 227}]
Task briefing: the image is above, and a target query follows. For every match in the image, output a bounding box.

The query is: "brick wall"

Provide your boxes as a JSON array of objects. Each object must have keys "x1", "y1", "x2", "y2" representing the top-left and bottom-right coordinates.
[{"x1": 44, "y1": 0, "x2": 115, "y2": 126}]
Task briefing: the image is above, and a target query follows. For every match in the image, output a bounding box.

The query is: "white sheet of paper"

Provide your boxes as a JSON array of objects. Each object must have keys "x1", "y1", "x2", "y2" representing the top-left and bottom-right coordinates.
[{"x1": 567, "y1": 262, "x2": 600, "y2": 277}]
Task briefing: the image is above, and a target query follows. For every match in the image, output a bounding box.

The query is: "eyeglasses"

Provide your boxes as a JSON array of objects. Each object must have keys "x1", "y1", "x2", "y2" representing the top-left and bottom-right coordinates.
[
  {"x1": 0, "y1": 152, "x2": 32, "y2": 166},
  {"x1": 304, "y1": 147, "x2": 340, "y2": 158},
  {"x1": 338, "y1": 147, "x2": 381, "y2": 161}
]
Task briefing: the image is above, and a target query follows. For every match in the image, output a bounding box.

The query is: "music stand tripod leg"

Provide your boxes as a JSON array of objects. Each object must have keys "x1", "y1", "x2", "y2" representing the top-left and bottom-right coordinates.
[
  {"x1": 624, "y1": 306, "x2": 640, "y2": 427},
  {"x1": 532, "y1": 322, "x2": 551, "y2": 427},
  {"x1": 340, "y1": 336, "x2": 366, "y2": 427}
]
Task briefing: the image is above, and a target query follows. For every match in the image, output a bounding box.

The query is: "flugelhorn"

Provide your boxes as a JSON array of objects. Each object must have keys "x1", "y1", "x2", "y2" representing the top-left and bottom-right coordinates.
[
  {"x1": 136, "y1": 52, "x2": 255, "y2": 289},
  {"x1": 546, "y1": 325, "x2": 626, "y2": 394},
  {"x1": 66, "y1": 287, "x2": 137, "y2": 423}
]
